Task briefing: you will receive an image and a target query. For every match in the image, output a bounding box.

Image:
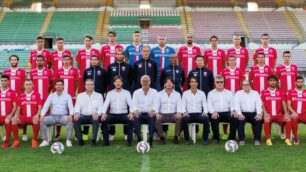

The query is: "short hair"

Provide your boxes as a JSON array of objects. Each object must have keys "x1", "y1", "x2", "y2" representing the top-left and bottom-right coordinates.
[
  {"x1": 108, "y1": 31, "x2": 117, "y2": 37},
  {"x1": 1, "y1": 74, "x2": 10, "y2": 80},
  {"x1": 257, "y1": 52, "x2": 265, "y2": 57},
  {"x1": 296, "y1": 75, "x2": 304, "y2": 81},
  {"x1": 55, "y1": 79, "x2": 64, "y2": 84},
  {"x1": 188, "y1": 76, "x2": 198, "y2": 83},
  {"x1": 261, "y1": 33, "x2": 269, "y2": 38},
  {"x1": 91, "y1": 54, "x2": 99, "y2": 59},
  {"x1": 283, "y1": 51, "x2": 291, "y2": 56},
  {"x1": 195, "y1": 55, "x2": 204, "y2": 60},
  {"x1": 210, "y1": 35, "x2": 218, "y2": 41},
  {"x1": 85, "y1": 78, "x2": 94, "y2": 84},
  {"x1": 116, "y1": 48, "x2": 125, "y2": 55},
  {"x1": 84, "y1": 34, "x2": 93, "y2": 40},
  {"x1": 36, "y1": 55, "x2": 44, "y2": 60},
  {"x1": 170, "y1": 54, "x2": 177, "y2": 58},
  {"x1": 164, "y1": 77, "x2": 174, "y2": 84},
  {"x1": 227, "y1": 54, "x2": 236, "y2": 59},
  {"x1": 113, "y1": 75, "x2": 123, "y2": 82},
  {"x1": 233, "y1": 33, "x2": 241, "y2": 37},
  {"x1": 268, "y1": 74, "x2": 278, "y2": 81},
  {"x1": 9, "y1": 55, "x2": 19, "y2": 61},
  {"x1": 141, "y1": 75, "x2": 151, "y2": 82},
  {"x1": 215, "y1": 75, "x2": 224, "y2": 81},
  {"x1": 142, "y1": 45, "x2": 150, "y2": 51},
  {"x1": 25, "y1": 78, "x2": 32, "y2": 82},
  {"x1": 36, "y1": 36, "x2": 44, "y2": 40},
  {"x1": 241, "y1": 79, "x2": 251, "y2": 86},
  {"x1": 56, "y1": 37, "x2": 64, "y2": 41},
  {"x1": 63, "y1": 54, "x2": 71, "y2": 59},
  {"x1": 133, "y1": 31, "x2": 141, "y2": 34}
]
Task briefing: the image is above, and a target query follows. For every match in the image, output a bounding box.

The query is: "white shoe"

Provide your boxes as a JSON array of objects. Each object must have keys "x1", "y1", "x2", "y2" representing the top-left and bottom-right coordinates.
[
  {"x1": 109, "y1": 134, "x2": 114, "y2": 141},
  {"x1": 280, "y1": 133, "x2": 286, "y2": 140},
  {"x1": 124, "y1": 135, "x2": 127, "y2": 140},
  {"x1": 66, "y1": 140, "x2": 72, "y2": 147},
  {"x1": 39, "y1": 140, "x2": 49, "y2": 147},
  {"x1": 2, "y1": 136, "x2": 6, "y2": 141},
  {"x1": 22, "y1": 135, "x2": 28, "y2": 141},
  {"x1": 153, "y1": 132, "x2": 160, "y2": 141}
]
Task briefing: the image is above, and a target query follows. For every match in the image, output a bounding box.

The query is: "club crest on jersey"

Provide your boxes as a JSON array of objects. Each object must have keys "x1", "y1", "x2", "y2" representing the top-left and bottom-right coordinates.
[
  {"x1": 139, "y1": 64, "x2": 142, "y2": 68},
  {"x1": 97, "y1": 71, "x2": 101, "y2": 76},
  {"x1": 193, "y1": 49, "x2": 197, "y2": 53},
  {"x1": 203, "y1": 72, "x2": 207, "y2": 77},
  {"x1": 112, "y1": 68, "x2": 116, "y2": 71},
  {"x1": 148, "y1": 63, "x2": 152, "y2": 68},
  {"x1": 44, "y1": 71, "x2": 48, "y2": 75},
  {"x1": 87, "y1": 72, "x2": 92, "y2": 76},
  {"x1": 122, "y1": 67, "x2": 126, "y2": 71},
  {"x1": 176, "y1": 70, "x2": 179, "y2": 74},
  {"x1": 193, "y1": 73, "x2": 197, "y2": 77}
]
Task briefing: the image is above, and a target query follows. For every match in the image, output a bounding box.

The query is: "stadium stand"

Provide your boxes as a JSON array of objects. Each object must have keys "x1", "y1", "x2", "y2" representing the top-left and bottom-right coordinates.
[
  {"x1": 148, "y1": 26, "x2": 183, "y2": 43},
  {"x1": 113, "y1": 0, "x2": 139, "y2": 7},
  {"x1": 151, "y1": 0, "x2": 176, "y2": 7},
  {"x1": 186, "y1": 0, "x2": 233, "y2": 7},
  {"x1": 57, "y1": 0, "x2": 102, "y2": 8},
  {"x1": 293, "y1": 11, "x2": 306, "y2": 32}
]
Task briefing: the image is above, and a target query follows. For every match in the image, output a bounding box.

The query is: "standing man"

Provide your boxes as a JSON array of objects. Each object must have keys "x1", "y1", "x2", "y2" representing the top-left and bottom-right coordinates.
[
  {"x1": 101, "y1": 31, "x2": 123, "y2": 69},
  {"x1": 261, "y1": 74, "x2": 292, "y2": 146},
  {"x1": 28, "y1": 36, "x2": 51, "y2": 69},
  {"x1": 207, "y1": 75, "x2": 238, "y2": 143},
  {"x1": 155, "y1": 78, "x2": 182, "y2": 144},
  {"x1": 133, "y1": 46, "x2": 157, "y2": 90},
  {"x1": 287, "y1": 76, "x2": 306, "y2": 145},
  {"x1": 188, "y1": 55, "x2": 214, "y2": 96},
  {"x1": 150, "y1": 36, "x2": 176, "y2": 90},
  {"x1": 11, "y1": 79, "x2": 42, "y2": 148},
  {"x1": 50, "y1": 37, "x2": 73, "y2": 74},
  {"x1": 125, "y1": 31, "x2": 143, "y2": 66},
  {"x1": 203, "y1": 35, "x2": 226, "y2": 78},
  {"x1": 76, "y1": 35, "x2": 100, "y2": 93},
  {"x1": 249, "y1": 52, "x2": 274, "y2": 93},
  {"x1": 253, "y1": 33, "x2": 277, "y2": 68},
  {"x1": 74, "y1": 79, "x2": 103, "y2": 146},
  {"x1": 39, "y1": 79, "x2": 74, "y2": 147},
  {"x1": 160, "y1": 54, "x2": 185, "y2": 94},
  {"x1": 101, "y1": 76, "x2": 134, "y2": 146},
  {"x1": 177, "y1": 33, "x2": 201, "y2": 90},
  {"x1": 234, "y1": 80, "x2": 263, "y2": 145},
  {"x1": 182, "y1": 77, "x2": 210, "y2": 145},
  {"x1": 133, "y1": 75, "x2": 158, "y2": 146},
  {"x1": 0, "y1": 75, "x2": 17, "y2": 148}
]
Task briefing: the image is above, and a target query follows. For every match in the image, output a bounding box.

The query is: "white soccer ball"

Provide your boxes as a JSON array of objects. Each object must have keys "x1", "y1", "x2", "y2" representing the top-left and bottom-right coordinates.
[
  {"x1": 225, "y1": 140, "x2": 239, "y2": 152},
  {"x1": 136, "y1": 141, "x2": 150, "y2": 154},
  {"x1": 50, "y1": 142, "x2": 65, "y2": 154}
]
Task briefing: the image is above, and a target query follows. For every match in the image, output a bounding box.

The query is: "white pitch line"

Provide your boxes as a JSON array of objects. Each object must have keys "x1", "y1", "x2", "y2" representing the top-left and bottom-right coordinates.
[{"x1": 141, "y1": 154, "x2": 150, "y2": 172}]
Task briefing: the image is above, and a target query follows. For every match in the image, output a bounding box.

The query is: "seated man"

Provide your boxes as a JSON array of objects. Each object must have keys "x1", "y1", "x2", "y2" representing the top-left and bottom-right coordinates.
[
  {"x1": 207, "y1": 75, "x2": 238, "y2": 144},
  {"x1": 133, "y1": 75, "x2": 158, "y2": 146},
  {"x1": 182, "y1": 76, "x2": 209, "y2": 145},
  {"x1": 234, "y1": 80, "x2": 263, "y2": 146},
  {"x1": 39, "y1": 79, "x2": 74, "y2": 147},
  {"x1": 101, "y1": 76, "x2": 134, "y2": 146},
  {"x1": 74, "y1": 79, "x2": 103, "y2": 146},
  {"x1": 11, "y1": 79, "x2": 42, "y2": 148},
  {"x1": 156, "y1": 77, "x2": 182, "y2": 144}
]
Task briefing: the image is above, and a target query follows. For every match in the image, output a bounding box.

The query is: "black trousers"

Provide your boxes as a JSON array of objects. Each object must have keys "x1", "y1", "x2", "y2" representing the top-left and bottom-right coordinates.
[
  {"x1": 74, "y1": 115, "x2": 100, "y2": 142},
  {"x1": 101, "y1": 113, "x2": 133, "y2": 144},
  {"x1": 208, "y1": 112, "x2": 238, "y2": 141},
  {"x1": 238, "y1": 112, "x2": 263, "y2": 141},
  {"x1": 134, "y1": 113, "x2": 156, "y2": 139},
  {"x1": 182, "y1": 113, "x2": 210, "y2": 141}
]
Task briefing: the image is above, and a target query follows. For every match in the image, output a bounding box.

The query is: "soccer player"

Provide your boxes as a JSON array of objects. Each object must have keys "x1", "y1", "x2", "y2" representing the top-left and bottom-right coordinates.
[
  {"x1": 182, "y1": 76, "x2": 209, "y2": 145},
  {"x1": 29, "y1": 55, "x2": 53, "y2": 103},
  {"x1": 11, "y1": 79, "x2": 42, "y2": 148},
  {"x1": 227, "y1": 34, "x2": 249, "y2": 73},
  {"x1": 0, "y1": 75, "x2": 17, "y2": 148},
  {"x1": 50, "y1": 37, "x2": 73, "y2": 74},
  {"x1": 100, "y1": 31, "x2": 123, "y2": 69},
  {"x1": 261, "y1": 74, "x2": 292, "y2": 146},
  {"x1": 275, "y1": 51, "x2": 298, "y2": 93},
  {"x1": 76, "y1": 35, "x2": 100, "y2": 93},
  {"x1": 28, "y1": 36, "x2": 51, "y2": 69},
  {"x1": 287, "y1": 76, "x2": 306, "y2": 145},
  {"x1": 160, "y1": 54, "x2": 185, "y2": 94},
  {"x1": 150, "y1": 36, "x2": 176, "y2": 90},
  {"x1": 203, "y1": 35, "x2": 226, "y2": 78},
  {"x1": 125, "y1": 31, "x2": 143, "y2": 66},
  {"x1": 253, "y1": 33, "x2": 277, "y2": 68},
  {"x1": 133, "y1": 46, "x2": 157, "y2": 90},
  {"x1": 249, "y1": 52, "x2": 274, "y2": 93},
  {"x1": 188, "y1": 55, "x2": 214, "y2": 96},
  {"x1": 177, "y1": 33, "x2": 201, "y2": 89}
]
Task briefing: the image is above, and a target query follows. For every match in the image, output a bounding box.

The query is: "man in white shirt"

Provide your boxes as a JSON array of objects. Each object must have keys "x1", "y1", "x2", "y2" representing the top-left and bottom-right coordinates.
[
  {"x1": 207, "y1": 75, "x2": 238, "y2": 143},
  {"x1": 182, "y1": 76, "x2": 209, "y2": 145},
  {"x1": 156, "y1": 78, "x2": 182, "y2": 144},
  {"x1": 39, "y1": 79, "x2": 74, "y2": 147},
  {"x1": 133, "y1": 75, "x2": 158, "y2": 146},
  {"x1": 101, "y1": 76, "x2": 134, "y2": 146},
  {"x1": 234, "y1": 80, "x2": 263, "y2": 145},
  {"x1": 74, "y1": 79, "x2": 103, "y2": 146}
]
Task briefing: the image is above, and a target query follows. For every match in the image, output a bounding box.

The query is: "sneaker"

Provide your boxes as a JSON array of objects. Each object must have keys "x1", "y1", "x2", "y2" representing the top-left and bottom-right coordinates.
[
  {"x1": 1, "y1": 142, "x2": 9, "y2": 148},
  {"x1": 66, "y1": 139, "x2": 72, "y2": 147},
  {"x1": 32, "y1": 140, "x2": 38, "y2": 148},
  {"x1": 109, "y1": 134, "x2": 115, "y2": 141},
  {"x1": 239, "y1": 140, "x2": 245, "y2": 146},
  {"x1": 285, "y1": 139, "x2": 292, "y2": 146},
  {"x1": 11, "y1": 141, "x2": 20, "y2": 148},
  {"x1": 54, "y1": 135, "x2": 60, "y2": 141},
  {"x1": 254, "y1": 140, "x2": 261, "y2": 146},
  {"x1": 153, "y1": 132, "x2": 160, "y2": 141},
  {"x1": 280, "y1": 133, "x2": 285, "y2": 140},
  {"x1": 39, "y1": 140, "x2": 49, "y2": 147},
  {"x1": 160, "y1": 137, "x2": 165, "y2": 144},
  {"x1": 78, "y1": 140, "x2": 85, "y2": 146},
  {"x1": 221, "y1": 134, "x2": 228, "y2": 140},
  {"x1": 82, "y1": 134, "x2": 89, "y2": 141},
  {"x1": 201, "y1": 140, "x2": 209, "y2": 145},
  {"x1": 266, "y1": 139, "x2": 272, "y2": 146},
  {"x1": 22, "y1": 135, "x2": 28, "y2": 142},
  {"x1": 212, "y1": 139, "x2": 219, "y2": 144},
  {"x1": 293, "y1": 138, "x2": 299, "y2": 145},
  {"x1": 184, "y1": 140, "x2": 191, "y2": 145},
  {"x1": 173, "y1": 136, "x2": 179, "y2": 144},
  {"x1": 102, "y1": 142, "x2": 110, "y2": 146}
]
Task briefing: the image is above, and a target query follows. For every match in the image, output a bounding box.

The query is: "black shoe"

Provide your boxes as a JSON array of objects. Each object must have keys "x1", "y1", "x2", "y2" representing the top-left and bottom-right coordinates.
[
  {"x1": 160, "y1": 137, "x2": 165, "y2": 144},
  {"x1": 78, "y1": 140, "x2": 85, "y2": 146},
  {"x1": 201, "y1": 140, "x2": 209, "y2": 145},
  {"x1": 137, "y1": 137, "x2": 142, "y2": 142},
  {"x1": 102, "y1": 142, "x2": 109, "y2": 146},
  {"x1": 184, "y1": 140, "x2": 191, "y2": 145},
  {"x1": 92, "y1": 140, "x2": 97, "y2": 147},
  {"x1": 212, "y1": 139, "x2": 219, "y2": 144},
  {"x1": 149, "y1": 137, "x2": 153, "y2": 147},
  {"x1": 127, "y1": 142, "x2": 131, "y2": 147},
  {"x1": 173, "y1": 136, "x2": 179, "y2": 144}
]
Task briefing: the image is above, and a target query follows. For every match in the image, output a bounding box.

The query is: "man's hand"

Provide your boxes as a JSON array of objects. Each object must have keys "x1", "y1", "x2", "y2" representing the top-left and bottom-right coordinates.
[
  {"x1": 284, "y1": 113, "x2": 291, "y2": 121},
  {"x1": 40, "y1": 116, "x2": 45, "y2": 123},
  {"x1": 254, "y1": 114, "x2": 262, "y2": 121},
  {"x1": 176, "y1": 113, "x2": 182, "y2": 120},
  {"x1": 74, "y1": 113, "x2": 80, "y2": 121},
  {"x1": 92, "y1": 113, "x2": 99, "y2": 121},
  {"x1": 202, "y1": 112, "x2": 208, "y2": 117},
  {"x1": 238, "y1": 114, "x2": 245, "y2": 121},
  {"x1": 33, "y1": 115, "x2": 39, "y2": 123},
  {"x1": 128, "y1": 113, "x2": 134, "y2": 120},
  {"x1": 231, "y1": 111, "x2": 239, "y2": 118},
  {"x1": 134, "y1": 110, "x2": 140, "y2": 117},
  {"x1": 211, "y1": 112, "x2": 219, "y2": 119},
  {"x1": 291, "y1": 112, "x2": 298, "y2": 119},
  {"x1": 101, "y1": 114, "x2": 107, "y2": 121},
  {"x1": 183, "y1": 113, "x2": 189, "y2": 117},
  {"x1": 148, "y1": 110, "x2": 156, "y2": 117},
  {"x1": 156, "y1": 113, "x2": 161, "y2": 120}
]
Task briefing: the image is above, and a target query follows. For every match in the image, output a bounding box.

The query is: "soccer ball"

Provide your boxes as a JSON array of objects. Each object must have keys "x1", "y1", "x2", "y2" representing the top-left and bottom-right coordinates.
[
  {"x1": 225, "y1": 140, "x2": 238, "y2": 152},
  {"x1": 136, "y1": 141, "x2": 150, "y2": 154},
  {"x1": 50, "y1": 142, "x2": 65, "y2": 154}
]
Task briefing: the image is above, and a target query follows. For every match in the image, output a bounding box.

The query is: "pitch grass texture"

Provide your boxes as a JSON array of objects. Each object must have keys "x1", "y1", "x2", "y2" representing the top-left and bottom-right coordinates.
[{"x1": 0, "y1": 124, "x2": 306, "y2": 172}]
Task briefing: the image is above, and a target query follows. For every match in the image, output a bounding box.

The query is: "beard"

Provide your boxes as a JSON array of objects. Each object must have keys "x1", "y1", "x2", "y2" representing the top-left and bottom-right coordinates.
[{"x1": 11, "y1": 63, "x2": 18, "y2": 67}]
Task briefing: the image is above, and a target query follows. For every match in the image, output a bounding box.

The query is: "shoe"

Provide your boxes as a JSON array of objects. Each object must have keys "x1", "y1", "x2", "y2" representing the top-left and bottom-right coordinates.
[
  {"x1": 153, "y1": 132, "x2": 160, "y2": 141},
  {"x1": 11, "y1": 141, "x2": 20, "y2": 148},
  {"x1": 160, "y1": 137, "x2": 165, "y2": 144},
  {"x1": 254, "y1": 140, "x2": 261, "y2": 146},
  {"x1": 32, "y1": 140, "x2": 38, "y2": 148},
  {"x1": 22, "y1": 135, "x2": 28, "y2": 142},
  {"x1": 239, "y1": 140, "x2": 245, "y2": 146},
  {"x1": 39, "y1": 140, "x2": 49, "y2": 147},
  {"x1": 184, "y1": 140, "x2": 191, "y2": 145},
  {"x1": 212, "y1": 139, "x2": 219, "y2": 144},
  {"x1": 280, "y1": 133, "x2": 285, "y2": 140},
  {"x1": 82, "y1": 134, "x2": 89, "y2": 141},
  {"x1": 149, "y1": 137, "x2": 153, "y2": 147},
  {"x1": 201, "y1": 140, "x2": 209, "y2": 145},
  {"x1": 127, "y1": 142, "x2": 131, "y2": 147},
  {"x1": 66, "y1": 139, "x2": 72, "y2": 147},
  {"x1": 293, "y1": 138, "x2": 299, "y2": 145},
  {"x1": 78, "y1": 140, "x2": 85, "y2": 146},
  {"x1": 137, "y1": 137, "x2": 142, "y2": 142},
  {"x1": 173, "y1": 136, "x2": 179, "y2": 144},
  {"x1": 109, "y1": 134, "x2": 115, "y2": 141},
  {"x1": 102, "y1": 142, "x2": 110, "y2": 146},
  {"x1": 124, "y1": 135, "x2": 127, "y2": 141},
  {"x1": 92, "y1": 140, "x2": 97, "y2": 147},
  {"x1": 54, "y1": 135, "x2": 60, "y2": 141},
  {"x1": 1, "y1": 142, "x2": 9, "y2": 148},
  {"x1": 222, "y1": 134, "x2": 228, "y2": 140},
  {"x1": 266, "y1": 139, "x2": 272, "y2": 146},
  {"x1": 285, "y1": 139, "x2": 292, "y2": 146}
]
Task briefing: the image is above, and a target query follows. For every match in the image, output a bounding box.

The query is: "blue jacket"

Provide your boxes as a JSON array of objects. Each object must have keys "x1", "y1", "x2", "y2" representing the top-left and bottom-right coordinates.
[
  {"x1": 188, "y1": 67, "x2": 214, "y2": 96},
  {"x1": 125, "y1": 43, "x2": 143, "y2": 66},
  {"x1": 133, "y1": 58, "x2": 157, "y2": 90},
  {"x1": 150, "y1": 45, "x2": 176, "y2": 72},
  {"x1": 84, "y1": 66, "x2": 107, "y2": 94},
  {"x1": 160, "y1": 64, "x2": 185, "y2": 94},
  {"x1": 107, "y1": 62, "x2": 133, "y2": 91}
]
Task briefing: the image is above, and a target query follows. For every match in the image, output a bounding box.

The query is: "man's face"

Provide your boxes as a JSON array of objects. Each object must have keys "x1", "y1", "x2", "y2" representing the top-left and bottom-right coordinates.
[
  {"x1": 158, "y1": 37, "x2": 166, "y2": 46},
  {"x1": 227, "y1": 57, "x2": 236, "y2": 67},
  {"x1": 169, "y1": 55, "x2": 177, "y2": 65},
  {"x1": 186, "y1": 35, "x2": 193, "y2": 45},
  {"x1": 36, "y1": 39, "x2": 44, "y2": 49},
  {"x1": 133, "y1": 33, "x2": 141, "y2": 42},
  {"x1": 36, "y1": 57, "x2": 44, "y2": 67},
  {"x1": 241, "y1": 81, "x2": 251, "y2": 92},
  {"x1": 210, "y1": 38, "x2": 218, "y2": 47},
  {"x1": 257, "y1": 54, "x2": 265, "y2": 64},
  {"x1": 84, "y1": 37, "x2": 92, "y2": 47},
  {"x1": 268, "y1": 79, "x2": 277, "y2": 88},
  {"x1": 109, "y1": 33, "x2": 116, "y2": 42},
  {"x1": 189, "y1": 79, "x2": 198, "y2": 89},
  {"x1": 233, "y1": 35, "x2": 241, "y2": 46},
  {"x1": 10, "y1": 56, "x2": 18, "y2": 67},
  {"x1": 261, "y1": 36, "x2": 269, "y2": 45},
  {"x1": 57, "y1": 40, "x2": 64, "y2": 50},
  {"x1": 296, "y1": 79, "x2": 304, "y2": 89},
  {"x1": 141, "y1": 78, "x2": 150, "y2": 88},
  {"x1": 1, "y1": 78, "x2": 9, "y2": 88},
  {"x1": 91, "y1": 57, "x2": 99, "y2": 67},
  {"x1": 283, "y1": 53, "x2": 291, "y2": 64},
  {"x1": 215, "y1": 79, "x2": 224, "y2": 89},
  {"x1": 114, "y1": 79, "x2": 123, "y2": 89},
  {"x1": 63, "y1": 57, "x2": 71, "y2": 66},
  {"x1": 165, "y1": 80, "x2": 173, "y2": 89},
  {"x1": 196, "y1": 57, "x2": 204, "y2": 68},
  {"x1": 85, "y1": 81, "x2": 94, "y2": 92},
  {"x1": 116, "y1": 51, "x2": 124, "y2": 62},
  {"x1": 24, "y1": 81, "x2": 33, "y2": 92},
  {"x1": 55, "y1": 82, "x2": 64, "y2": 92},
  {"x1": 142, "y1": 47, "x2": 150, "y2": 60}
]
